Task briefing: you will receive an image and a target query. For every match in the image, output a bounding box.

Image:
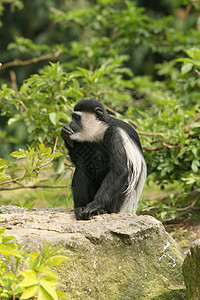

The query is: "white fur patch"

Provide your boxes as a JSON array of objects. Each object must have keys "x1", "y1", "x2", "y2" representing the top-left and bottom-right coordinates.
[
  {"x1": 70, "y1": 112, "x2": 108, "y2": 142},
  {"x1": 118, "y1": 128, "x2": 147, "y2": 214}
]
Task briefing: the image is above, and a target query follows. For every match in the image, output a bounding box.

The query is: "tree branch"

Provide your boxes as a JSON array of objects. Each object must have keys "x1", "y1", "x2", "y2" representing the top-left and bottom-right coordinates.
[
  {"x1": 143, "y1": 138, "x2": 179, "y2": 151},
  {"x1": 184, "y1": 113, "x2": 200, "y2": 133},
  {"x1": 9, "y1": 70, "x2": 18, "y2": 93},
  {"x1": 161, "y1": 141, "x2": 179, "y2": 149},
  {"x1": 0, "y1": 177, "x2": 22, "y2": 186},
  {"x1": 0, "y1": 184, "x2": 68, "y2": 191},
  {"x1": 11, "y1": 285, "x2": 15, "y2": 300},
  {"x1": 194, "y1": 69, "x2": 200, "y2": 76},
  {"x1": 143, "y1": 145, "x2": 163, "y2": 151},
  {"x1": 137, "y1": 130, "x2": 168, "y2": 137},
  {"x1": 50, "y1": 7, "x2": 65, "y2": 15},
  {"x1": 0, "y1": 50, "x2": 62, "y2": 71},
  {"x1": 53, "y1": 136, "x2": 58, "y2": 153}
]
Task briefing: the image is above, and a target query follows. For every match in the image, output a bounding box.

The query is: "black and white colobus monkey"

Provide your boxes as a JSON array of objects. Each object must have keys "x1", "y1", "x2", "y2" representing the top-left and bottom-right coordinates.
[{"x1": 61, "y1": 99, "x2": 147, "y2": 220}]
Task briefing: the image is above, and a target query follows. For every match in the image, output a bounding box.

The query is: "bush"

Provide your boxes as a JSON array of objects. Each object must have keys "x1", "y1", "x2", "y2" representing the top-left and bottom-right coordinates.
[{"x1": 0, "y1": 0, "x2": 199, "y2": 221}]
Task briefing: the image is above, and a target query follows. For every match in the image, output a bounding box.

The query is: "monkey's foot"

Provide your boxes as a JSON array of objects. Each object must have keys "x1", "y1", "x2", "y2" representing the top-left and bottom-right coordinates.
[{"x1": 74, "y1": 204, "x2": 106, "y2": 220}]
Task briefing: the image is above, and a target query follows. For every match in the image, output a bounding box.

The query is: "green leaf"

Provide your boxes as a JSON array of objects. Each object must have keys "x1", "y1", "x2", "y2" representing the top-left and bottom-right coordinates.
[
  {"x1": 20, "y1": 269, "x2": 38, "y2": 278},
  {"x1": 45, "y1": 147, "x2": 52, "y2": 156},
  {"x1": 26, "y1": 251, "x2": 40, "y2": 259},
  {"x1": 56, "y1": 290, "x2": 68, "y2": 299},
  {"x1": 20, "y1": 270, "x2": 38, "y2": 287},
  {"x1": 19, "y1": 277, "x2": 38, "y2": 287},
  {"x1": 49, "y1": 113, "x2": 60, "y2": 125},
  {"x1": 0, "y1": 227, "x2": 6, "y2": 234},
  {"x1": 11, "y1": 151, "x2": 27, "y2": 159},
  {"x1": 182, "y1": 176, "x2": 196, "y2": 185},
  {"x1": 37, "y1": 266, "x2": 58, "y2": 279},
  {"x1": 32, "y1": 254, "x2": 41, "y2": 269},
  {"x1": 27, "y1": 124, "x2": 37, "y2": 134},
  {"x1": 0, "y1": 244, "x2": 22, "y2": 258},
  {"x1": 50, "y1": 152, "x2": 63, "y2": 158},
  {"x1": 191, "y1": 160, "x2": 199, "y2": 173},
  {"x1": 20, "y1": 285, "x2": 39, "y2": 299},
  {"x1": 186, "y1": 48, "x2": 200, "y2": 60},
  {"x1": 39, "y1": 143, "x2": 46, "y2": 152},
  {"x1": 7, "y1": 118, "x2": 18, "y2": 126},
  {"x1": 44, "y1": 255, "x2": 70, "y2": 267},
  {"x1": 38, "y1": 286, "x2": 53, "y2": 300},
  {"x1": 0, "y1": 158, "x2": 9, "y2": 169},
  {"x1": 181, "y1": 63, "x2": 193, "y2": 75},
  {"x1": 40, "y1": 278, "x2": 58, "y2": 300},
  {"x1": 41, "y1": 276, "x2": 59, "y2": 286},
  {"x1": 191, "y1": 122, "x2": 200, "y2": 129}
]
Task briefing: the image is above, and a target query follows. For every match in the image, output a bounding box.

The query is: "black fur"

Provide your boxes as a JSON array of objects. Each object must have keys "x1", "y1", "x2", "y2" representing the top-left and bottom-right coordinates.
[{"x1": 61, "y1": 99, "x2": 145, "y2": 220}]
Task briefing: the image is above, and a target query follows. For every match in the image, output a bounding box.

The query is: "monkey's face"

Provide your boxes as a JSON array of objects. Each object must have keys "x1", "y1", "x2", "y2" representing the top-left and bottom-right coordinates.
[
  {"x1": 68, "y1": 112, "x2": 82, "y2": 135},
  {"x1": 62, "y1": 111, "x2": 108, "y2": 143}
]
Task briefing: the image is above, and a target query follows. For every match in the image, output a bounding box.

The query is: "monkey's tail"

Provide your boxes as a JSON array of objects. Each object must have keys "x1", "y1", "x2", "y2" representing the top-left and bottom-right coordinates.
[
  {"x1": 118, "y1": 127, "x2": 147, "y2": 214},
  {"x1": 133, "y1": 161, "x2": 147, "y2": 214}
]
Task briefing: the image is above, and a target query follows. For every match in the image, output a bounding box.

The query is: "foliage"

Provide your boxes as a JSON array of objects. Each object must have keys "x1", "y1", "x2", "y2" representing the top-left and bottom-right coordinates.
[
  {"x1": 0, "y1": 227, "x2": 68, "y2": 299},
  {"x1": 0, "y1": 0, "x2": 23, "y2": 27},
  {"x1": 0, "y1": 0, "x2": 200, "y2": 221},
  {"x1": 0, "y1": 143, "x2": 62, "y2": 186}
]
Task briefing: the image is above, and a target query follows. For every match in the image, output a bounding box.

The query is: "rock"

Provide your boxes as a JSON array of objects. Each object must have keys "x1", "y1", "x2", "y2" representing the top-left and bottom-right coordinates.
[
  {"x1": 182, "y1": 239, "x2": 200, "y2": 300},
  {"x1": 0, "y1": 206, "x2": 186, "y2": 300}
]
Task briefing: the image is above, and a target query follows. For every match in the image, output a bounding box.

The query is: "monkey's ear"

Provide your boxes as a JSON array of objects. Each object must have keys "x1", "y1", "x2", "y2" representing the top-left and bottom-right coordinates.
[{"x1": 95, "y1": 107, "x2": 104, "y2": 120}]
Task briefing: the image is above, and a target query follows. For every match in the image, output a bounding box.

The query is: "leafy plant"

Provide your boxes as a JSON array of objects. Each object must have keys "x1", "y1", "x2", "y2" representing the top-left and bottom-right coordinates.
[
  {"x1": 0, "y1": 143, "x2": 63, "y2": 185},
  {"x1": 0, "y1": 227, "x2": 69, "y2": 299}
]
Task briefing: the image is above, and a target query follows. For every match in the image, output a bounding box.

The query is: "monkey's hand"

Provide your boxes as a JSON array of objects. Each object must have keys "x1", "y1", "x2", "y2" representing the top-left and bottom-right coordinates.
[
  {"x1": 61, "y1": 126, "x2": 74, "y2": 147},
  {"x1": 61, "y1": 125, "x2": 74, "y2": 139},
  {"x1": 76, "y1": 202, "x2": 106, "y2": 220}
]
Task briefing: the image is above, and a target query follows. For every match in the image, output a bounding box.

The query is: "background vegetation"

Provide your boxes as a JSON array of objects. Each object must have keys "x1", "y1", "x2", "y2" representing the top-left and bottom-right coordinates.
[{"x1": 0, "y1": 0, "x2": 200, "y2": 225}]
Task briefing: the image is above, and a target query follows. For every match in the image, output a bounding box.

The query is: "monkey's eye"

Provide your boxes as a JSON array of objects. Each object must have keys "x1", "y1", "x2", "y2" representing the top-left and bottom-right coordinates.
[{"x1": 72, "y1": 113, "x2": 81, "y2": 121}]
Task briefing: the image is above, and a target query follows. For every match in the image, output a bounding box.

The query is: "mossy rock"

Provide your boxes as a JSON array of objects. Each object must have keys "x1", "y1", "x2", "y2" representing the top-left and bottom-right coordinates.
[
  {"x1": 1, "y1": 206, "x2": 186, "y2": 299},
  {"x1": 182, "y1": 239, "x2": 200, "y2": 300}
]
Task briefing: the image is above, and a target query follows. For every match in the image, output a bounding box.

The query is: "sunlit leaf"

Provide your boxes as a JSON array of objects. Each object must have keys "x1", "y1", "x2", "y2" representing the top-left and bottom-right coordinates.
[
  {"x1": 20, "y1": 285, "x2": 39, "y2": 299},
  {"x1": 181, "y1": 63, "x2": 193, "y2": 75},
  {"x1": 49, "y1": 113, "x2": 60, "y2": 125},
  {"x1": 44, "y1": 255, "x2": 70, "y2": 267}
]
